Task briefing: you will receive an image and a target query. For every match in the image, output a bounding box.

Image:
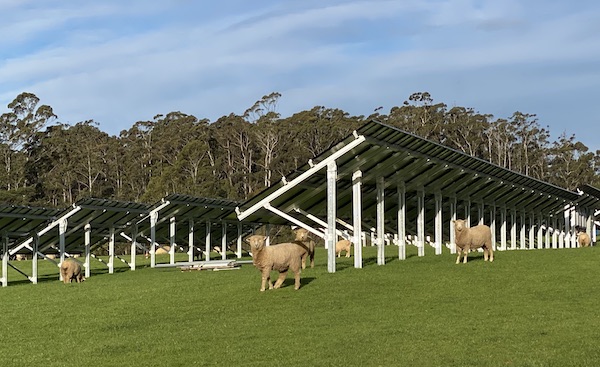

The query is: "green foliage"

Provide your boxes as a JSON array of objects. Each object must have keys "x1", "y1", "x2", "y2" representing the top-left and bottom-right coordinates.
[
  {"x1": 2, "y1": 245, "x2": 600, "y2": 366},
  {"x1": 0, "y1": 91, "x2": 598, "y2": 207}
]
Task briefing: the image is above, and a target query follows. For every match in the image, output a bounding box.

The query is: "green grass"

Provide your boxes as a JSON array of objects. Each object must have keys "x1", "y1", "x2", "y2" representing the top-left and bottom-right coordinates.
[{"x1": 2, "y1": 245, "x2": 600, "y2": 367}]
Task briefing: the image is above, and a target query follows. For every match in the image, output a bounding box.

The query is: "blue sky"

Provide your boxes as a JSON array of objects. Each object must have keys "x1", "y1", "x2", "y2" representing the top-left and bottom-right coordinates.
[{"x1": 1, "y1": 0, "x2": 599, "y2": 151}]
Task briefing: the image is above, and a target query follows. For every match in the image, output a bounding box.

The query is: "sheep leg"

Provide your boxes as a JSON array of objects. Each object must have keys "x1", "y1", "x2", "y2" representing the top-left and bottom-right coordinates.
[
  {"x1": 455, "y1": 249, "x2": 462, "y2": 264},
  {"x1": 260, "y1": 269, "x2": 271, "y2": 291},
  {"x1": 273, "y1": 271, "x2": 287, "y2": 289},
  {"x1": 483, "y1": 247, "x2": 489, "y2": 261},
  {"x1": 463, "y1": 248, "x2": 469, "y2": 263},
  {"x1": 345, "y1": 249, "x2": 351, "y2": 258},
  {"x1": 301, "y1": 253, "x2": 307, "y2": 270},
  {"x1": 293, "y1": 269, "x2": 301, "y2": 290}
]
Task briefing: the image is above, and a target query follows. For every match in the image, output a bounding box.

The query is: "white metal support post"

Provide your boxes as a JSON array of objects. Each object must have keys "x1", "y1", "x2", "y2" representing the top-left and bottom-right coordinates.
[
  {"x1": 236, "y1": 222, "x2": 242, "y2": 259},
  {"x1": 31, "y1": 234, "x2": 39, "y2": 284},
  {"x1": 510, "y1": 208, "x2": 517, "y2": 250},
  {"x1": 188, "y1": 220, "x2": 194, "y2": 262},
  {"x1": 169, "y1": 216, "x2": 176, "y2": 265},
  {"x1": 2, "y1": 234, "x2": 7, "y2": 287},
  {"x1": 205, "y1": 221, "x2": 211, "y2": 261},
  {"x1": 537, "y1": 213, "x2": 544, "y2": 249},
  {"x1": 500, "y1": 207, "x2": 507, "y2": 251},
  {"x1": 59, "y1": 218, "x2": 67, "y2": 281},
  {"x1": 417, "y1": 188, "x2": 425, "y2": 257},
  {"x1": 449, "y1": 196, "x2": 457, "y2": 254},
  {"x1": 435, "y1": 192, "x2": 442, "y2": 255},
  {"x1": 221, "y1": 223, "x2": 227, "y2": 260},
  {"x1": 465, "y1": 198, "x2": 471, "y2": 225},
  {"x1": 376, "y1": 176, "x2": 385, "y2": 265},
  {"x1": 529, "y1": 213, "x2": 536, "y2": 249},
  {"x1": 327, "y1": 161, "x2": 337, "y2": 273},
  {"x1": 478, "y1": 202, "x2": 484, "y2": 225},
  {"x1": 108, "y1": 227, "x2": 115, "y2": 274},
  {"x1": 552, "y1": 215, "x2": 558, "y2": 249},
  {"x1": 352, "y1": 170, "x2": 363, "y2": 268},
  {"x1": 85, "y1": 224, "x2": 92, "y2": 277},
  {"x1": 490, "y1": 203, "x2": 496, "y2": 251},
  {"x1": 150, "y1": 210, "x2": 158, "y2": 268},
  {"x1": 130, "y1": 224, "x2": 138, "y2": 271},
  {"x1": 398, "y1": 182, "x2": 407, "y2": 259},
  {"x1": 520, "y1": 211, "x2": 527, "y2": 250}
]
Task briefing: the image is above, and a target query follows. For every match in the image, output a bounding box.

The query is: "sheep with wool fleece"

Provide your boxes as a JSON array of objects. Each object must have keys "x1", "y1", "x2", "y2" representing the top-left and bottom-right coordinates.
[
  {"x1": 246, "y1": 234, "x2": 304, "y2": 291},
  {"x1": 453, "y1": 219, "x2": 494, "y2": 264},
  {"x1": 577, "y1": 231, "x2": 591, "y2": 247}
]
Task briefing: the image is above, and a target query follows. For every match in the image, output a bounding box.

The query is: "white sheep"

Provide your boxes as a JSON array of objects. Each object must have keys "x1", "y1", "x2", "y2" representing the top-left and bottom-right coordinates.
[
  {"x1": 246, "y1": 234, "x2": 303, "y2": 291},
  {"x1": 453, "y1": 219, "x2": 494, "y2": 264},
  {"x1": 335, "y1": 239, "x2": 352, "y2": 258},
  {"x1": 60, "y1": 259, "x2": 85, "y2": 284},
  {"x1": 577, "y1": 231, "x2": 591, "y2": 247},
  {"x1": 293, "y1": 228, "x2": 315, "y2": 269}
]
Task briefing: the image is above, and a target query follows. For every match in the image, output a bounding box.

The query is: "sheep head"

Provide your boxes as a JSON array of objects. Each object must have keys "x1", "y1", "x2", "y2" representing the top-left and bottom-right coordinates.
[
  {"x1": 246, "y1": 235, "x2": 267, "y2": 252},
  {"x1": 294, "y1": 228, "x2": 310, "y2": 241},
  {"x1": 453, "y1": 219, "x2": 467, "y2": 233}
]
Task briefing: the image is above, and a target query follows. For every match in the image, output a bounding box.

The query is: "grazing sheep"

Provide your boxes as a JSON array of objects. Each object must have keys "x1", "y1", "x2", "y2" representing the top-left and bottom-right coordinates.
[
  {"x1": 246, "y1": 234, "x2": 303, "y2": 292},
  {"x1": 453, "y1": 219, "x2": 494, "y2": 264},
  {"x1": 577, "y1": 231, "x2": 591, "y2": 247},
  {"x1": 60, "y1": 259, "x2": 85, "y2": 284},
  {"x1": 293, "y1": 228, "x2": 315, "y2": 269},
  {"x1": 335, "y1": 239, "x2": 352, "y2": 258}
]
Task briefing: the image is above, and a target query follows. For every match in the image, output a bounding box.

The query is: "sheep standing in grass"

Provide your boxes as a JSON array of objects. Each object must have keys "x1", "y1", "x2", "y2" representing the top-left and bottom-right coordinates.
[
  {"x1": 577, "y1": 231, "x2": 591, "y2": 247},
  {"x1": 293, "y1": 228, "x2": 315, "y2": 269},
  {"x1": 60, "y1": 259, "x2": 85, "y2": 284},
  {"x1": 453, "y1": 219, "x2": 494, "y2": 264},
  {"x1": 335, "y1": 239, "x2": 352, "y2": 258},
  {"x1": 246, "y1": 234, "x2": 303, "y2": 291}
]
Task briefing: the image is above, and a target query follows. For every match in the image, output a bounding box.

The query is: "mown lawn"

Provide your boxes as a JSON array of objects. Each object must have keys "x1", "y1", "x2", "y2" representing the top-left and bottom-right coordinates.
[{"x1": 1, "y1": 244, "x2": 600, "y2": 367}]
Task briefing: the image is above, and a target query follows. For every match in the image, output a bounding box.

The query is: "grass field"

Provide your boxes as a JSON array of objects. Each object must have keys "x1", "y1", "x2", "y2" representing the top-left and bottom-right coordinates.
[{"x1": 1, "y1": 244, "x2": 600, "y2": 367}]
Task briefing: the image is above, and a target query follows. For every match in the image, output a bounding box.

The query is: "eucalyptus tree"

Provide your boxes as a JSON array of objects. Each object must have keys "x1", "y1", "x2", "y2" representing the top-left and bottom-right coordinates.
[
  {"x1": 508, "y1": 112, "x2": 550, "y2": 179},
  {"x1": 0, "y1": 92, "x2": 56, "y2": 192},
  {"x1": 384, "y1": 92, "x2": 447, "y2": 141},
  {"x1": 546, "y1": 133, "x2": 596, "y2": 190},
  {"x1": 244, "y1": 92, "x2": 282, "y2": 187},
  {"x1": 443, "y1": 106, "x2": 491, "y2": 158}
]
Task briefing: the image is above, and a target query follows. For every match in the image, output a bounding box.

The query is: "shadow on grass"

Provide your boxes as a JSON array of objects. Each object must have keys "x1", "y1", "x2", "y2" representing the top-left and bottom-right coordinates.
[{"x1": 278, "y1": 276, "x2": 316, "y2": 289}]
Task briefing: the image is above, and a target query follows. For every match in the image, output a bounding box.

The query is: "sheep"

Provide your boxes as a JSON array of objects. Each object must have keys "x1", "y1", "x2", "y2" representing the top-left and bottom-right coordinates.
[
  {"x1": 577, "y1": 231, "x2": 591, "y2": 247},
  {"x1": 293, "y1": 228, "x2": 315, "y2": 269},
  {"x1": 60, "y1": 259, "x2": 85, "y2": 284},
  {"x1": 453, "y1": 219, "x2": 494, "y2": 264},
  {"x1": 335, "y1": 239, "x2": 352, "y2": 258},
  {"x1": 246, "y1": 234, "x2": 304, "y2": 291}
]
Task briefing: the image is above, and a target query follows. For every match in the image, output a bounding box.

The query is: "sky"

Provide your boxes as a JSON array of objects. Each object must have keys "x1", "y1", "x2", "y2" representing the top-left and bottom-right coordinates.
[{"x1": 1, "y1": 0, "x2": 599, "y2": 152}]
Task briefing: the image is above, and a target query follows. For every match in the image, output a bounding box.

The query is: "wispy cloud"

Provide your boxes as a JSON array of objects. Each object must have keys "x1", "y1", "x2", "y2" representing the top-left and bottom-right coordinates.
[{"x1": 0, "y1": 0, "x2": 598, "y2": 150}]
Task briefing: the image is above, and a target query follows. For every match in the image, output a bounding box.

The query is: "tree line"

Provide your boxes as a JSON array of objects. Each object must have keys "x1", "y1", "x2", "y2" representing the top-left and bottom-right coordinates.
[{"x1": 1, "y1": 91, "x2": 598, "y2": 208}]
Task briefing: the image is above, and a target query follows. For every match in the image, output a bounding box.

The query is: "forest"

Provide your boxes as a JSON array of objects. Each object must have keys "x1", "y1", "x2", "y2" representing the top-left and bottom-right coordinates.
[{"x1": 1, "y1": 91, "x2": 598, "y2": 208}]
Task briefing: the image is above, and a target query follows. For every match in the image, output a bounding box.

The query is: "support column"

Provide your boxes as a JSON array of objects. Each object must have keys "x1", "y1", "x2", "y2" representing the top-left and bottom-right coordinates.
[
  {"x1": 85, "y1": 224, "x2": 92, "y2": 277},
  {"x1": 2, "y1": 234, "x2": 8, "y2": 287},
  {"x1": 377, "y1": 176, "x2": 385, "y2": 265},
  {"x1": 221, "y1": 223, "x2": 227, "y2": 260},
  {"x1": 510, "y1": 208, "x2": 517, "y2": 250},
  {"x1": 169, "y1": 216, "x2": 176, "y2": 265},
  {"x1": 478, "y1": 202, "x2": 484, "y2": 225},
  {"x1": 353, "y1": 170, "x2": 363, "y2": 268},
  {"x1": 108, "y1": 227, "x2": 115, "y2": 274},
  {"x1": 417, "y1": 188, "x2": 425, "y2": 257},
  {"x1": 59, "y1": 219, "x2": 67, "y2": 281},
  {"x1": 237, "y1": 222, "x2": 242, "y2": 259},
  {"x1": 490, "y1": 203, "x2": 496, "y2": 251},
  {"x1": 188, "y1": 220, "x2": 194, "y2": 262},
  {"x1": 537, "y1": 213, "x2": 544, "y2": 249},
  {"x1": 520, "y1": 211, "x2": 526, "y2": 250},
  {"x1": 150, "y1": 210, "x2": 158, "y2": 268},
  {"x1": 500, "y1": 207, "x2": 507, "y2": 251},
  {"x1": 529, "y1": 213, "x2": 536, "y2": 249},
  {"x1": 435, "y1": 192, "x2": 442, "y2": 255},
  {"x1": 449, "y1": 196, "x2": 457, "y2": 254},
  {"x1": 327, "y1": 161, "x2": 337, "y2": 273},
  {"x1": 465, "y1": 198, "x2": 471, "y2": 225},
  {"x1": 31, "y1": 234, "x2": 39, "y2": 284},
  {"x1": 205, "y1": 221, "x2": 211, "y2": 261},
  {"x1": 398, "y1": 182, "x2": 407, "y2": 260},
  {"x1": 552, "y1": 216, "x2": 558, "y2": 249}
]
